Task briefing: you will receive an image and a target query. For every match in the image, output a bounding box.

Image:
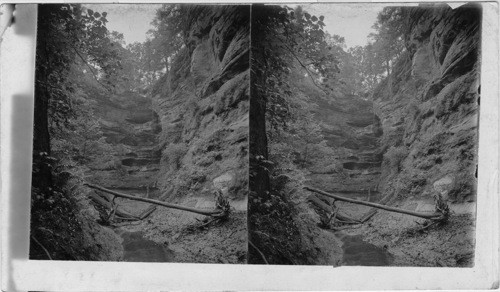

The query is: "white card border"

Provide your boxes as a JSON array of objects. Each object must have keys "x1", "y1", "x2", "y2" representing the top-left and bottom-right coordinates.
[{"x1": 0, "y1": 1, "x2": 498, "y2": 291}]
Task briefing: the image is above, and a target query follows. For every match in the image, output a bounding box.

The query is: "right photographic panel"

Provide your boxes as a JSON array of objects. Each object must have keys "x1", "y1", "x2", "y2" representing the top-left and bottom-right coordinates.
[{"x1": 249, "y1": 3, "x2": 481, "y2": 266}]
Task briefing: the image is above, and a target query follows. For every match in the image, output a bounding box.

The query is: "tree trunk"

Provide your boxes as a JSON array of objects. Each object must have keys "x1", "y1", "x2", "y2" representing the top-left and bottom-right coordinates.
[
  {"x1": 307, "y1": 195, "x2": 361, "y2": 223},
  {"x1": 85, "y1": 183, "x2": 222, "y2": 217},
  {"x1": 249, "y1": 7, "x2": 270, "y2": 202},
  {"x1": 304, "y1": 186, "x2": 442, "y2": 220},
  {"x1": 32, "y1": 8, "x2": 53, "y2": 191}
]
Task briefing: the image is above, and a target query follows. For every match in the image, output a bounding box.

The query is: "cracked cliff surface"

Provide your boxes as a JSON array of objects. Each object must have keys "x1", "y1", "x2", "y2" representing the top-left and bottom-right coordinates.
[
  {"x1": 141, "y1": 6, "x2": 250, "y2": 263},
  {"x1": 342, "y1": 4, "x2": 480, "y2": 267}
]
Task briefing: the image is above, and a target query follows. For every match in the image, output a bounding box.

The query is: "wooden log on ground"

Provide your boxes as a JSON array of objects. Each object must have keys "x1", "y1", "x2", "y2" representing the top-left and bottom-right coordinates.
[
  {"x1": 358, "y1": 191, "x2": 398, "y2": 223},
  {"x1": 138, "y1": 205, "x2": 157, "y2": 220},
  {"x1": 88, "y1": 192, "x2": 138, "y2": 219},
  {"x1": 85, "y1": 183, "x2": 222, "y2": 217},
  {"x1": 114, "y1": 215, "x2": 140, "y2": 221},
  {"x1": 307, "y1": 195, "x2": 360, "y2": 223},
  {"x1": 89, "y1": 192, "x2": 112, "y2": 208},
  {"x1": 304, "y1": 186, "x2": 442, "y2": 220}
]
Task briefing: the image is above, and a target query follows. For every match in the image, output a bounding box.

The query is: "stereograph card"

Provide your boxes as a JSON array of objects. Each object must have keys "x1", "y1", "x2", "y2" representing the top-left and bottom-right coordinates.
[{"x1": 0, "y1": 1, "x2": 498, "y2": 291}]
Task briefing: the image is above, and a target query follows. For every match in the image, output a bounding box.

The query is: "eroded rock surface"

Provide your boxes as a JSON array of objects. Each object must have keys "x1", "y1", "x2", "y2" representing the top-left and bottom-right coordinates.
[
  {"x1": 307, "y1": 93, "x2": 383, "y2": 194},
  {"x1": 343, "y1": 4, "x2": 480, "y2": 267},
  {"x1": 88, "y1": 90, "x2": 161, "y2": 190},
  {"x1": 374, "y1": 4, "x2": 480, "y2": 204},
  {"x1": 142, "y1": 5, "x2": 249, "y2": 263}
]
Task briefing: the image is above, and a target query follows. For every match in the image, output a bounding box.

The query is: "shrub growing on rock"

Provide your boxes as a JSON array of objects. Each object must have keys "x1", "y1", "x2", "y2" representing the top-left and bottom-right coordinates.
[
  {"x1": 162, "y1": 143, "x2": 187, "y2": 170},
  {"x1": 385, "y1": 145, "x2": 408, "y2": 172}
]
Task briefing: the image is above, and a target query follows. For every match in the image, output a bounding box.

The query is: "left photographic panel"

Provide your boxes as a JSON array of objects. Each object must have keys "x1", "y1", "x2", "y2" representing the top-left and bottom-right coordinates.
[{"x1": 30, "y1": 4, "x2": 249, "y2": 263}]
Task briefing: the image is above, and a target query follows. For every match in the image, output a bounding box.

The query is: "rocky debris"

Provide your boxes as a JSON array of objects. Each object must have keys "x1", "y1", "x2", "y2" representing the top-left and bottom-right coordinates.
[
  {"x1": 213, "y1": 172, "x2": 234, "y2": 196},
  {"x1": 433, "y1": 174, "x2": 454, "y2": 200}
]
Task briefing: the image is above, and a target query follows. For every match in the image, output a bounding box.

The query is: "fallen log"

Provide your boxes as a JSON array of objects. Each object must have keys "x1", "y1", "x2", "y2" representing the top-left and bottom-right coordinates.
[
  {"x1": 307, "y1": 195, "x2": 360, "y2": 223},
  {"x1": 88, "y1": 192, "x2": 139, "y2": 219},
  {"x1": 304, "y1": 186, "x2": 443, "y2": 220},
  {"x1": 85, "y1": 183, "x2": 223, "y2": 217},
  {"x1": 138, "y1": 205, "x2": 157, "y2": 220},
  {"x1": 358, "y1": 191, "x2": 398, "y2": 223},
  {"x1": 114, "y1": 215, "x2": 140, "y2": 221}
]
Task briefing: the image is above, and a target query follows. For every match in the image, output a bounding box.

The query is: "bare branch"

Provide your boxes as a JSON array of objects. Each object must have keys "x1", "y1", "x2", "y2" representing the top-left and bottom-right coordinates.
[
  {"x1": 249, "y1": 240, "x2": 269, "y2": 265},
  {"x1": 277, "y1": 36, "x2": 329, "y2": 95},
  {"x1": 304, "y1": 186, "x2": 443, "y2": 220},
  {"x1": 31, "y1": 236, "x2": 52, "y2": 260},
  {"x1": 71, "y1": 47, "x2": 111, "y2": 92}
]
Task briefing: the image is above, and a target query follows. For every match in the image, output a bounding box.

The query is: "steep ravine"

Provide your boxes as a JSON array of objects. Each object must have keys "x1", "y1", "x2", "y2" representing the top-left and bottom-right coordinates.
[
  {"x1": 305, "y1": 91, "x2": 389, "y2": 266},
  {"x1": 307, "y1": 93, "x2": 383, "y2": 195},
  {"x1": 338, "y1": 4, "x2": 479, "y2": 267},
  {"x1": 303, "y1": 4, "x2": 479, "y2": 267},
  {"x1": 83, "y1": 89, "x2": 164, "y2": 261},
  {"x1": 135, "y1": 6, "x2": 249, "y2": 263},
  {"x1": 80, "y1": 5, "x2": 249, "y2": 264}
]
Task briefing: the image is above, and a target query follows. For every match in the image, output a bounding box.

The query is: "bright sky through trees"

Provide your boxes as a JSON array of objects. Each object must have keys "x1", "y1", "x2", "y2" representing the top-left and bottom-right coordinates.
[
  {"x1": 84, "y1": 4, "x2": 384, "y2": 48},
  {"x1": 302, "y1": 3, "x2": 383, "y2": 48},
  {"x1": 84, "y1": 4, "x2": 161, "y2": 44},
  {"x1": 85, "y1": 3, "x2": 386, "y2": 48}
]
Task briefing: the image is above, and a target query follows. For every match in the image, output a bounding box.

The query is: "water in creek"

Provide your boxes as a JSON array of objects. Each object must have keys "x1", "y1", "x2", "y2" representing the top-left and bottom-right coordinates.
[
  {"x1": 335, "y1": 191, "x2": 394, "y2": 266},
  {"x1": 119, "y1": 231, "x2": 175, "y2": 262},
  {"x1": 340, "y1": 234, "x2": 393, "y2": 266},
  {"x1": 109, "y1": 188, "x2": 175, "y2": 262}
]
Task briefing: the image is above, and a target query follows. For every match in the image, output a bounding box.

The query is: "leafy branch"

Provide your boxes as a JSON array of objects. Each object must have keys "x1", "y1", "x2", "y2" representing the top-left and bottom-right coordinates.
[
  {"x1": 71, "y1": 46, "x2": 111, "y2": 92},
  {"x1": 279, "y1": 39, "x2": 329, "y2": 95}
]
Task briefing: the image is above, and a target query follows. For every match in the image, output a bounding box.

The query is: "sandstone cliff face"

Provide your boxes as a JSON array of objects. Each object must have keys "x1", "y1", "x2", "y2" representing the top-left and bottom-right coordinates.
[
  {"x1": 373, "y1": 4, "x2": 480, "y2": 204},
  {"x1": 329, "y1": 5, "x2": 481, "y2": 267},
  {"x1": 308, "y1": 92, "x2": 383, "y2": 194},
  {"x1": 89, "y1": 90, "x2": 161, "y2": 190},
  {"x1": 141, "y1": 6, "x2": 249, "y2": 263},
  {"x1": 152, "y1": 6, "x2": 249, "y2": 204}
]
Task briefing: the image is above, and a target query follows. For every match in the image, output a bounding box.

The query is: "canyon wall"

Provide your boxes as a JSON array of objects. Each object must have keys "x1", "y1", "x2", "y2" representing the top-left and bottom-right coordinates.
[
  {"x1": 308, "y1": 92, "x2": 383, "y2": 194},
  {"x1": 143, "y1": 6, "x2": 249, "y2": 263},
  {"x1": 151, "y1": 6, "x2": 249, "y2": 204},
  {"x1": 374, "y1": 4, "x2": 480, "y2": 204},
  {"x1": 357, "y1": 4, "x2": 481, "y2": 266},
  {"x1": 89, "y1": 90, "x2": 161, "y2": 190}
]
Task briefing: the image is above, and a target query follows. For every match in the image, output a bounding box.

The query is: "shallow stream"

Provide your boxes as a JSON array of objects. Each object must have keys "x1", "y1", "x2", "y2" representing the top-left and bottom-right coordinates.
[
  {"x1": 119, "y1": 231, "x2": 175, "y2": 262},
  {"x1": 108, "y1": 188, "x2": 175, "y2": 262},
  {"x1": 335, "y1": 191, "x2": 394, "y2": 266},
  {"x1": 339, "y1": 234, "x2": 393, "y2": 266}
]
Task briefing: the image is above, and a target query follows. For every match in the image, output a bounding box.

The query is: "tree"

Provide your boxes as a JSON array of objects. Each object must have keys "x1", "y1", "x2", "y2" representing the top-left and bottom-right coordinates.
[
  {"x1": 139, "y1": 4, "x2": 184, "y2": 85},
  {"x1": 33, "y1": 3, "x2": 123, "y2": 190},
  {"x1": 33, "y1": 5, "x2": 86, "y2": 190},
  {"x1": 367, "y1": 7, "x2": 409, "y2": 93},
  {"x1": 31, "y1": 4, "x2": 124, "y2": 261},
  {"x1": 250, "y1": 4, "x2": 339, "y2": 202}
]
